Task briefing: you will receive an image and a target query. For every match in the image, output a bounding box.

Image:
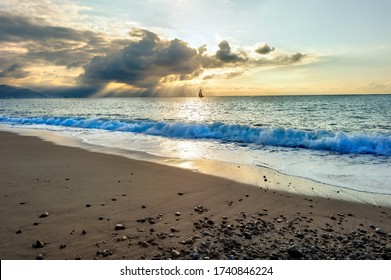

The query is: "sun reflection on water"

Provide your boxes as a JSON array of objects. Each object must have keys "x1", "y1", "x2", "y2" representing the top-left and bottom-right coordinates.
[{"x1": 174, "y1": 98, "x2": 211, "y2": 123}]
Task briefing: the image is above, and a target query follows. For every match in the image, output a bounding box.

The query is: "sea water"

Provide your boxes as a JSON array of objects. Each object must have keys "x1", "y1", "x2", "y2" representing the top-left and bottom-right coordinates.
[{"x1": 1, "y1": 95, "x2": 390, "y2": 196}]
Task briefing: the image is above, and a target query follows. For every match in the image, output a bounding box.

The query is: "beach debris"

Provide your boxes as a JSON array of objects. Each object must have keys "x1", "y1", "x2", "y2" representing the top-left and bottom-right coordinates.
[
  {"x1": 39, "y1": 212, "x2": 49, "y2": 218},
  {"x1": 32, "y1": 240, "x2": 45, "y2": 249},
  {"x1": 115, "y1": 224, "x2": 126, "y2": 230}
]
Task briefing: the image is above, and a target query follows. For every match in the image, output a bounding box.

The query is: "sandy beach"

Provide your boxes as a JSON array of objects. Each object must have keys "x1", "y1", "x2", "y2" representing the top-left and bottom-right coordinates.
[{"x1": 0, "y1": 131, "x2": 390, "y2": 260}]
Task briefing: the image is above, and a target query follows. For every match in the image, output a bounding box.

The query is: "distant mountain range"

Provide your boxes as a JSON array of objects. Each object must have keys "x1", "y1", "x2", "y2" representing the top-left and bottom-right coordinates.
[{"x1": 0, "y1": 84, "x2": 47, "y2": 99}]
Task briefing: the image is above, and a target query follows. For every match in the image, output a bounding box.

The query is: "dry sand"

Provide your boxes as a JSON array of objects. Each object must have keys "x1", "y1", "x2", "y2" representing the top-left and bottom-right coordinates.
[{"x1": 0, "y1": 131, "x2": 390, "y2": 260}]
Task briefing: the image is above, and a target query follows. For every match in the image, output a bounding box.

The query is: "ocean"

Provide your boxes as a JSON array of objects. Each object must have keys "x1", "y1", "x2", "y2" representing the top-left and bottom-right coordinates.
[{"x1": 1, "y1": 95, "x2": 390, "y2": 196}]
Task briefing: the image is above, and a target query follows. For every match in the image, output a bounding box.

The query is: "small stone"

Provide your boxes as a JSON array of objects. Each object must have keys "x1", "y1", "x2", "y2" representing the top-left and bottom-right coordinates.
[
  {"x1": 98, "y1": 217, "x2": 104, "y2": 220},
  {"x1": 60, "y1": 244, "x2": 66, "y2": 249},
  {"x1": 287, "y1": 245, "x2": 302, "y2": 259},
  {"x1": 183, "y1": 238, "x2": 194, "y2": 245},
  {"x1": 39, "y1": 212, "x2": 49, "y2": 218},
  {"x1": 171, "y1": 250, "x2": 181, "y2": 257},
  {"x1": 86, "y1": 204, "x2": 92, "y2": 208},
  {"x1": 171, "y1": 227, "x2": 179, "y2": 233},
  {"x1": 141, "y1": 205, "x2": 146, "y2": 209},
  {"x1": 140, "y1": 241, "x2": 149, "y2": 248},
  {"x1": 330, "y1": 215, "x2": 337, "y2": 220},
  {"x1": 178, "y1": 192, "x2": 184, "y2": 196},
  {"x1": 16, "y1": 229, "x2": 22, "y2": 234},
  {"x1": 375, "y1": 228, "x2": 386, "y2": 235},
  {"x1": 175, "y1": 212, "x2": 181, "y2": 216},
  {"x1": 36, "y1": 253, "x2": 44, "y2": 260},
  {"x1": 33, "y1": 240, "x2": 45, "y2": 248},
  {"x1": 82, "y1": 229, "x2": 87, "y2": 235},
  {"x1": 115, "y1": 224, "x2": 126, "y2": 230}
]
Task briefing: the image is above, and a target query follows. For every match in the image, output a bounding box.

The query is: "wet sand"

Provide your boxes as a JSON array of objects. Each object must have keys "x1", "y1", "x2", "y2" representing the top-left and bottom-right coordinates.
[{"x1": 0, "y1": 131, "x2": 390, "y2": 260}]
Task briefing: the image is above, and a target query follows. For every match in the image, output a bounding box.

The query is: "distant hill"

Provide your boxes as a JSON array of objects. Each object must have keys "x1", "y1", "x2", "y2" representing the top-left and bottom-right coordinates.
[{"x1": 0, "y1": 84, "x2": 47, "y2": 99}]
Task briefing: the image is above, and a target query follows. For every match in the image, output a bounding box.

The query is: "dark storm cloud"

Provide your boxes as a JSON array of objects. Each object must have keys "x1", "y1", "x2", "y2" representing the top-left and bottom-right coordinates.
[
  {"x1": 0, "y1": 11, "x2": 308, "y2": 96},
  {"x1": 0, "y1": 12, "x2": 117, "y2": 68},
  {"x1": 0, "y1": 12, "x2": 94, "y2": 42},
  {"x1": 81, "y1": 29, "x2": 205, "y2": 88},
  {"x1": 215, "y1": 40, "x2": 248, "y2": 63},
  {"x1": 255, "y1": 44, "x2": 275, "y2": 54},
  {"x1": 81, "y1": 29, "x2": 306, "y2": 92},
  {"x1": 0, "y1": 63, "x2": 29, "y2": 78}
]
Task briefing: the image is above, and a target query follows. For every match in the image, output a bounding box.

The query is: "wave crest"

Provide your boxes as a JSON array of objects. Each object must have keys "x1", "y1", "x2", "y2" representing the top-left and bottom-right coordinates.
[{"x1": 1, "y1": 115, "x2": 390, "y2": 155}]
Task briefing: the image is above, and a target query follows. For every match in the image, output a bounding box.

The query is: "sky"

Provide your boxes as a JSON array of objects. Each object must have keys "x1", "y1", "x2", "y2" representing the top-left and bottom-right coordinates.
[{"x1": 0, "y1": 0, "x2": 390, "y2": 97}]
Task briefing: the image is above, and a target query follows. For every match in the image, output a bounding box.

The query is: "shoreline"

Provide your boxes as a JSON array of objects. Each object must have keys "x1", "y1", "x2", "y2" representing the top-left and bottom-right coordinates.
[
  {"x1": 0, "y1": 130, "x2": 390, "y2": 260},
  {"x1": 2, "y1": 125, "x2": 391, "y2": 207}
]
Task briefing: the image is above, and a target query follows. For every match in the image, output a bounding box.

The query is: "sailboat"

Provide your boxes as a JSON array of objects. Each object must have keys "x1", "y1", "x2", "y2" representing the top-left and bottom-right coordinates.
[{"x1": 198, "y1": 89, "x2": 204, "y2": 98}]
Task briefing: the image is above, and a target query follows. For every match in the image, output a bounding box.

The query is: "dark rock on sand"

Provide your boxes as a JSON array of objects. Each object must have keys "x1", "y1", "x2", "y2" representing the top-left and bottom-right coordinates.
[
  {"x1": 115, "y1": 224, "x2": 126, "y2": 230},
  {"x1": 33, "y1": 240, "x2": 45, "y2": 248},
  {"x1": 375, "y1": 228, "x2": 387, "y2": 235},
  {"x1": 287, "y1": 245, "x2": 302, "y2": 259},
  {"x1": 39, "y1": 212, "x2": 49, "y2": 218}
]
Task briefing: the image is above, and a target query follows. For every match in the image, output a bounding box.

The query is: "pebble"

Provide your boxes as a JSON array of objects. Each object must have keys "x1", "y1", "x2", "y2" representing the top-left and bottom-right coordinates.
[
  {"x1": 39, "y1": 212, "x2": 49, "y2": 218},
  {"x1": 115, "y1": 224, "x2": 126, "y2": 230},
  {"x1": 171, "y1": 227, "x2": 179, "y2": 233},
  {"x1": 182, "y1": 238, "x2": 194, "y2": 245},
  {"x1": 16, "y1": 229, "x2": 22, "y2": 234},
  {"x1": 36, "y1": 254, "x2": 44, "y2": 260},
  {"x1": 171, "y1": 250, "x2": 181, "y2": 257},
  {"x1": 33, "y1": 240, "x2": 45, "y2": 248},
  {"x1": 140, "y1": 241, "x2": 149, "y2": 248},
  {"x1": 375, "y1": 228, "x2": 386, "y2": 236},
  {"x1": 60, "y1": 244, "x2": 66, "y2": 249},
  {"x1": 287, "y1": 245, "x2": 302, "y2": 259},
  {"x1": 175, "y1": 212, "x2": 181, "y2": 216},
  {"x1": 97, "y1": 249, "x2": 112, "y2": 257}
]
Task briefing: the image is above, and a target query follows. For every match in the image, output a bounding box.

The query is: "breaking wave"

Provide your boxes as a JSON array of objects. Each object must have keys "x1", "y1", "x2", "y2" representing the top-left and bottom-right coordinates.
[{"x1": 1, "y1": 115, "x2": 390, "y2": 156}]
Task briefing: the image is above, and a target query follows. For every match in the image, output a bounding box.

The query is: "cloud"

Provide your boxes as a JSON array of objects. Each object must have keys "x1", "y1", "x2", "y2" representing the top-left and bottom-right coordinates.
[
  {"x1": 0, "y1": 9, "x2": 309, "y2": 96},
  {"x1": 215, "y1": 40, "x2": 248, "y2": 63},
  {"x1": 0, "y1": 12, "x2": 120, "y2": 69},
  {"x1": 81, "y1": 29, "x2": 205, "y2": 89},
  {"x1": 255, "y1": 44, "x2": 275, "y2": 54},
  {"x1": 0, "y1": 63, "x2": 29, "y2": 78}
]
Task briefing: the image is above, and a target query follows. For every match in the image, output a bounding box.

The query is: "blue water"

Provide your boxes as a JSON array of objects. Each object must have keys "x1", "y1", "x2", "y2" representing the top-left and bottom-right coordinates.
[{"x1": 1, "y1": 95, "x2": 390, "y2": 194}]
